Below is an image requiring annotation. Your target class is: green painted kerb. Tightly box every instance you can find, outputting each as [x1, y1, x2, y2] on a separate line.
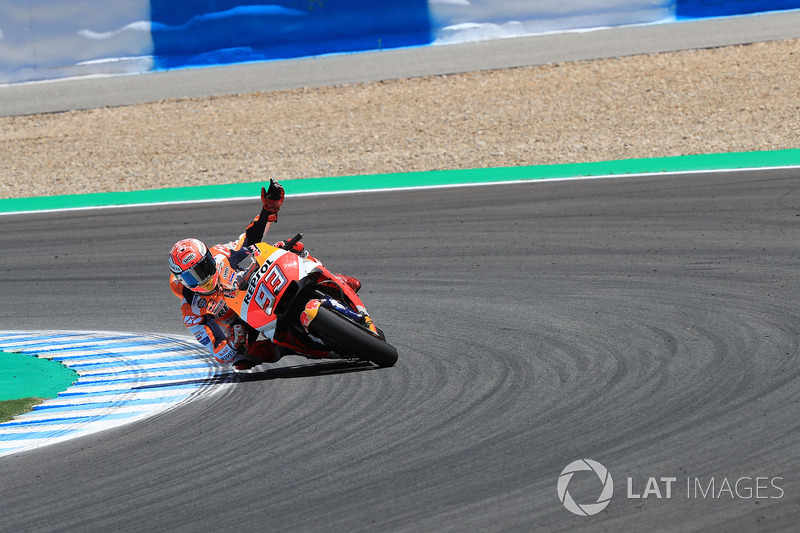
[2, 149, 799, 214]
[0, 352, 79, 401]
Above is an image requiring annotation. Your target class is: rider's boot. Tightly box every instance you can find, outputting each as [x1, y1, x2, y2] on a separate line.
[233, 357, 258, 370]
[249, 340, 283, 364]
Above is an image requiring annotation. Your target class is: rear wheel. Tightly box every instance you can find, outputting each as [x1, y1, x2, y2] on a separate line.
[308, 306, 398, 367]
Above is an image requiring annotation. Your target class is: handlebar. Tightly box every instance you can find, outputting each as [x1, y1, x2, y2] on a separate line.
[282, 233, 303, 250]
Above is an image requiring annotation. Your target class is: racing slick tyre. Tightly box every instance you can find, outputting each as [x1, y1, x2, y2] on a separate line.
[309, 306, 398, 367]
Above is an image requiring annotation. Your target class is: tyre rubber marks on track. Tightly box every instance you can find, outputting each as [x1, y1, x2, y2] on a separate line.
[0, 331, 228, 457]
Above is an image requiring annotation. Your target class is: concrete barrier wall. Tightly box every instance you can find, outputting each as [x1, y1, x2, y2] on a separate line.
[1, 0, 798, 84]
[0, 1, 153, 84]
[430, 0, 673, 44]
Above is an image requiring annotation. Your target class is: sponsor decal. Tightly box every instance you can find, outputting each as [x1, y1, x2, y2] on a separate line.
[193, 294, 226, 315]
[184, 316, 203, 327]
[300, 300, 321, 329]
[216, 344, 238, 364]
[206, 298, 223, 314]
[242, 259, 273, 305]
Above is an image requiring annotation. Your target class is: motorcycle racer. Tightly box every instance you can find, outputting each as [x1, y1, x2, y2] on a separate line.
[168, 179, 361, 370]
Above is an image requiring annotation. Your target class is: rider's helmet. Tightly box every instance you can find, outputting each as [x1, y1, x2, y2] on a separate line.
[168, 238, 219, 294]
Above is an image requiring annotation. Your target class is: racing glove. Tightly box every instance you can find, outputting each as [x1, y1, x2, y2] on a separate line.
[233, 262, 260, 290]
[261, 179, 285, 222]
[273, 240, 307, 258]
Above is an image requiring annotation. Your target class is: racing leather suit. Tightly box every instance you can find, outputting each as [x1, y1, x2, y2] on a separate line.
[170, 207, 278, 366]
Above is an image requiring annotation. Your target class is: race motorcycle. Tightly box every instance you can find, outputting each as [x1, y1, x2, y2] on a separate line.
[223, 234, 398, 368]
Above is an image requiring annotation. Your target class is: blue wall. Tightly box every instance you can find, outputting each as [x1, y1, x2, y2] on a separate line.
[676, 0, 800, 18]
[149, 0, 800, 71]
[150, 0, 433, 70]
[5, 0, 799, 83]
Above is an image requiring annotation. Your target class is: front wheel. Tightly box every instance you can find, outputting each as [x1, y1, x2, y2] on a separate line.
[308, 306, 398, 367]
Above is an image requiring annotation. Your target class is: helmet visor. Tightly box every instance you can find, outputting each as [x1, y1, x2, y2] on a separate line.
[176, 251, 217, 289]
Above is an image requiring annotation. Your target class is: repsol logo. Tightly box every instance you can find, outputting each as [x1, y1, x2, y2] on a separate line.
[242, 260, 272, 305]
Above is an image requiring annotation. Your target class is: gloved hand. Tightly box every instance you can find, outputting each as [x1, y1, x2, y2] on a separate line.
[261, 179, 285, 222]
[234, 262, 259, 290]
[273, 240, 306, 256]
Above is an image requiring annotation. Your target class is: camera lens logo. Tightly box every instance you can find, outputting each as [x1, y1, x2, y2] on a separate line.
[557, 459, 614, 516]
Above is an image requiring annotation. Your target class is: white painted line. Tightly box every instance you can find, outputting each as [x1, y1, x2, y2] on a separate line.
[1, 163, 798, 217]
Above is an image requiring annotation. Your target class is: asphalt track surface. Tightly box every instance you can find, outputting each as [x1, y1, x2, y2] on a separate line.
[2, 13, 800, 533]
[2, 170, 800, 531]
